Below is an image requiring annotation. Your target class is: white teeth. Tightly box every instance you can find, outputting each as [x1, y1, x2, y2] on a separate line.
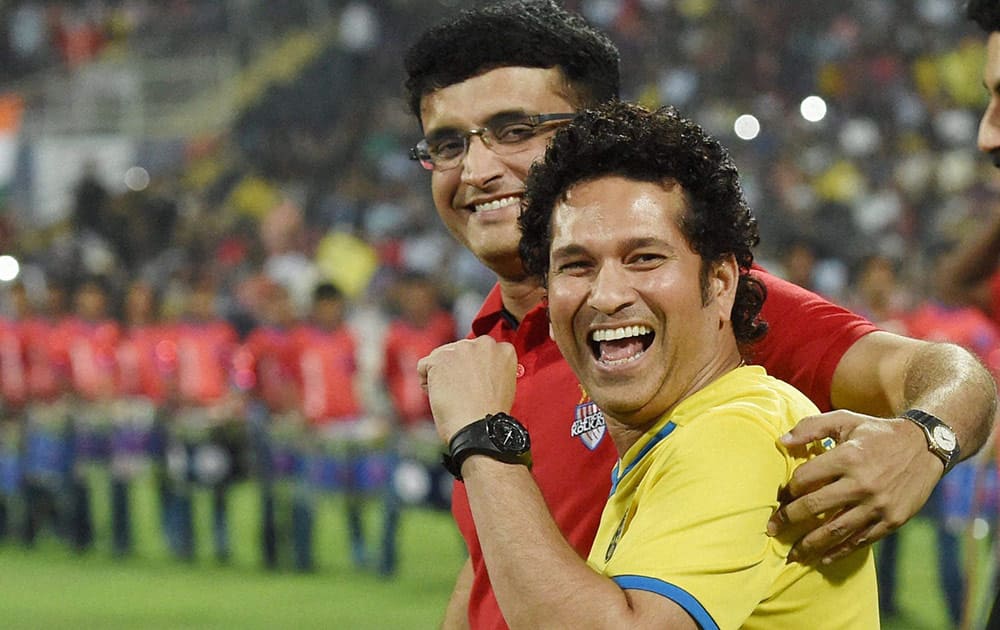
[601, 354, 643, 367]
[591, 325, 653, 343]
[473, 196, 519, 213]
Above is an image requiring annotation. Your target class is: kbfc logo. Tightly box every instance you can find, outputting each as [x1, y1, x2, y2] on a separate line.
[571, 400, 606, 450]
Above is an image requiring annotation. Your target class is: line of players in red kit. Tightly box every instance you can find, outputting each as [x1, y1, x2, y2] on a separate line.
[0, 271, 457, 574]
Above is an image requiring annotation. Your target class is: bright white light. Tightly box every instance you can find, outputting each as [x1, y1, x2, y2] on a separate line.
[800, 96, 828, 122]
[124, 166, 150, 191]
[973, 517, 990, 540]
[0, 255, 19, 282]
[733, 114, 761, 141]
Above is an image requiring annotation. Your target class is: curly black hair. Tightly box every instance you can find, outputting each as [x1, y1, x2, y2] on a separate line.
[519, 101, 767, 344]
[403, 0, 619, 122]
[968, 0, 1000, 32]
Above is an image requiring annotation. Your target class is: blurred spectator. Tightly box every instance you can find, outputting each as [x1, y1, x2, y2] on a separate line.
[379, 270, 457, 575]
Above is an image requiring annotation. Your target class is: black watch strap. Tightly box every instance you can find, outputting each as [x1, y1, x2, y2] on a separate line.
[442, 413, 532, 481]
[902, 409, 960, 474]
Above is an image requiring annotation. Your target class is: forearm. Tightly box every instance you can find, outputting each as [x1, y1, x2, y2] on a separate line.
[441, 558, 472, 630]
[460, 456, 636, 630]
[899, 341, 997, 460]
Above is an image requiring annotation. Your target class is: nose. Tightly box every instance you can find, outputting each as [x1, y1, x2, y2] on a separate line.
[461, 134, 504, 189]
[978, 99, 1000, 154]
[587, 262, 635, 315]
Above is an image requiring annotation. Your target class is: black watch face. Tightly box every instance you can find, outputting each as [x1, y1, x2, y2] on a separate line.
[487, 415, 529, 453]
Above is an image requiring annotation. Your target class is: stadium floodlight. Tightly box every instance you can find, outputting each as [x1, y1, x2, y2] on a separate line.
[0, 255, 19, 281]
[124, 166, 150, 191]
[800, 96, 828, 123]
[734, 114, 761, 141]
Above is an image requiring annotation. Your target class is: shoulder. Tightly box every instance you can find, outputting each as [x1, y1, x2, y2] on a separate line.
[673, 367, 819, 440]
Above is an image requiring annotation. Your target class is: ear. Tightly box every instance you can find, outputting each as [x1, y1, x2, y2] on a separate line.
[710, 255, 739, 324]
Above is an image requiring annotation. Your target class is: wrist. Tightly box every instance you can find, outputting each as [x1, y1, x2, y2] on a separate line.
[442, 413, 532, 481]
[900, 409, 960, 474]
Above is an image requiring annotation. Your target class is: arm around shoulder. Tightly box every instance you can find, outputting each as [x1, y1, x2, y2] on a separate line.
[831, 331, 996, 457]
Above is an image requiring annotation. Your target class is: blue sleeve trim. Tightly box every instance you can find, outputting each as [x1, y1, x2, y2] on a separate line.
[612, 574, 720, 630]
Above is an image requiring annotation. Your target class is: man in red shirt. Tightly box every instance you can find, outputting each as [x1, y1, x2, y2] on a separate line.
[236, 281, 303, 570]
[0, 282, 31, 542]
[61, 276, 120, 552]
[169, 279, 241, 562]
[291, 282, 374, 570]
[113, 279, 174, 556]
[381, 271, 457, 574]
[403, 2, 997, 627]
[20, 279, 72, 546]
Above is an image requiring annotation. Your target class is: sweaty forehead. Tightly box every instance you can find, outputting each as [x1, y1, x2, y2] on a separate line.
[418, 66, 576, 132]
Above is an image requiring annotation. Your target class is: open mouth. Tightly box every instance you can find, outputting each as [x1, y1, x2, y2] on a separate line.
[589, 325, 654, 366]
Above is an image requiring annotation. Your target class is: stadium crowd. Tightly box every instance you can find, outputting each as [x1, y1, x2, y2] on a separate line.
[0, 0, 1000, 625]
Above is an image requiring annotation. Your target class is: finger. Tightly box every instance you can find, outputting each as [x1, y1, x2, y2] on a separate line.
[416, 356, 432, 389]
[820, 521, 894, 565]
[784, 445, 858, 499]
[768, 477, 856, 536]
[779, 412, 864, 449]
[788, 506, 878, 563]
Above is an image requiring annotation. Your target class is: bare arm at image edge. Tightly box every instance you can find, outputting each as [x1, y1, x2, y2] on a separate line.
[936, 206, 1000, 315]
[771, 332, 997, 563]
[441, 558, 472, 630]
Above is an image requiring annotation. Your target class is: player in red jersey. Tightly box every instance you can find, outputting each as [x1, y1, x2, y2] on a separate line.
[403, 3, 996, 627]
[20, 279, 73, 546]
[235, 281, 305, 570]
[381, 271, 458, 575]
[60, 276, 121, 552]
[291, 282, 379, 570]
[0, 282, 31, 541]
[112, 279, 175, 556]
[169, 279, 242, 562]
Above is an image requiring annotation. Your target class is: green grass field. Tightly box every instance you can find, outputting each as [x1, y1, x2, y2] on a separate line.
[0, 473, 995, 629]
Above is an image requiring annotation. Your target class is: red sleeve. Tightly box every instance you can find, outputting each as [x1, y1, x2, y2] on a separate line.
[382, 324, 401, 383]
[748, 266, 879, 412]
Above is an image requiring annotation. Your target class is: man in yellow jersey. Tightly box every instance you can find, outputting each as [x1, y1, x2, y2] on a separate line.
[419, 101, 878, 628]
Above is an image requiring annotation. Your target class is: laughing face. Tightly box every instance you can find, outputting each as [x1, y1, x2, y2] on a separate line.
[418, 66, 577, 280]
[546, 176, 740, 435]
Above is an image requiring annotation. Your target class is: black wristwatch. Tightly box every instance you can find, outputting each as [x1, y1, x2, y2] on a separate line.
[902, 409, 960, 474]
[442, 413, 532, 481]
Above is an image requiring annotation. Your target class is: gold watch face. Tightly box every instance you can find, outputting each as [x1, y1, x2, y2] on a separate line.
[932, 425, 957, 452]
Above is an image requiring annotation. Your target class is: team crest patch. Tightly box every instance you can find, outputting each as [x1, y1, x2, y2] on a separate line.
[571, 400, 606, 450]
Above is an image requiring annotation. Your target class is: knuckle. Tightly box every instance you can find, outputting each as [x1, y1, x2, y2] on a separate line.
[839, 444, 864, 468]
[827, 522, 852, 540]
[801, 494, 825, 516]
[854, 477, 880, 498]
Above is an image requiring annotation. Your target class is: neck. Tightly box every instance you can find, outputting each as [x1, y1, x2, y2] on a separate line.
[496, 275, 546, 323]
[606, 348, 745, 457]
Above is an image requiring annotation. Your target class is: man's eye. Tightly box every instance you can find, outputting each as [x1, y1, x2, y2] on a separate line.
[430, 137, 466, 158]
[556, 260, 591, 274]
[630, 253, 664, 266]
[493, 122, 537, 144]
